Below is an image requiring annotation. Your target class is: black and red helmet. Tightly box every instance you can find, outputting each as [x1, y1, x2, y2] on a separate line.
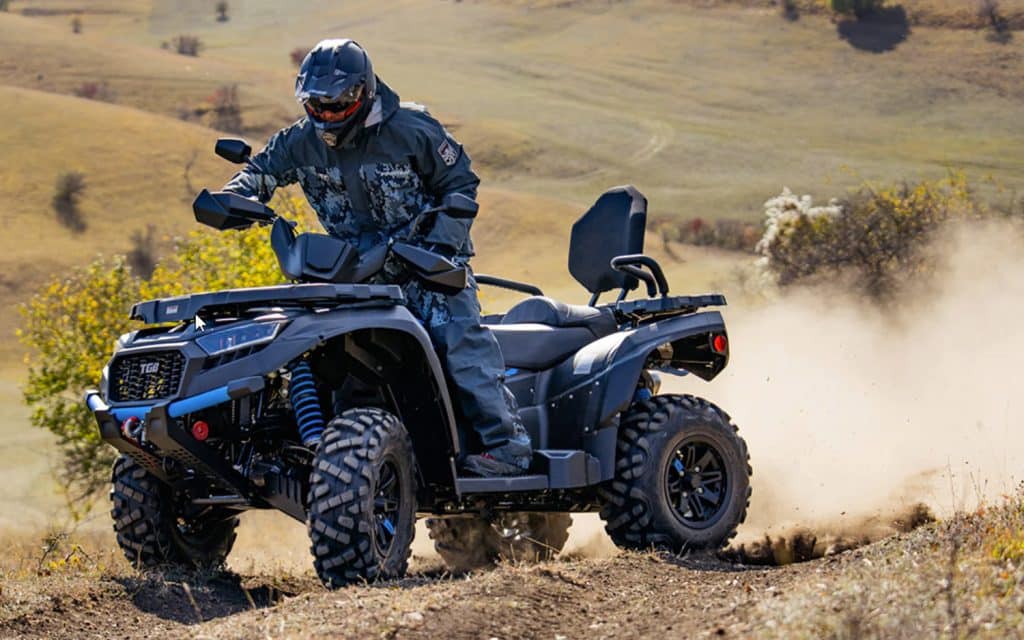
[295, 39, 377, 147]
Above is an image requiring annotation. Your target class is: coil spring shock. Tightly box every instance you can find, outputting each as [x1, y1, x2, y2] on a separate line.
[289, 360, 324, 447]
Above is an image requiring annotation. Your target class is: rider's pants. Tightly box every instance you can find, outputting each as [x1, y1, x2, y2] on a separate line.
[402, 273, 530, 456]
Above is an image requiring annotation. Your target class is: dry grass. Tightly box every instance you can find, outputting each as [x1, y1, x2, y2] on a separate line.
[6, 0, 1023, 222]
[752, 494, 1024, 638]
[0, 11, 294, 134]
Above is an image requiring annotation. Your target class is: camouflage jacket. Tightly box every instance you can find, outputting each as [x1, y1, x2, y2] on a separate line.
[224, 80, 479, 257]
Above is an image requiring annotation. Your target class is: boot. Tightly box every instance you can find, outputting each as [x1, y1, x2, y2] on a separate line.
[461, 423, 532, 477]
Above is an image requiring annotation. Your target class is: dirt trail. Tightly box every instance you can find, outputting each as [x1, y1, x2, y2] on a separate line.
[1, 552, 807, 640]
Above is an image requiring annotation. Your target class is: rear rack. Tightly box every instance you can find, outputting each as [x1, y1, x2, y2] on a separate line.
[131, 283, 404, 325]
[610, 294, 727, 323]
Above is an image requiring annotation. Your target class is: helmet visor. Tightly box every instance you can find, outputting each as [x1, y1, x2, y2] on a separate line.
[303, 84, 364, 123]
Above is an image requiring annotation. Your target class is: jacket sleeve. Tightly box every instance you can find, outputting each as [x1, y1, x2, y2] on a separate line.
[223, 128, 300, 203]
[413, 115, 481, 253]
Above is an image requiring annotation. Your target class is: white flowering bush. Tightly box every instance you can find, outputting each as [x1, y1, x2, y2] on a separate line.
[756, 187, 842, 274]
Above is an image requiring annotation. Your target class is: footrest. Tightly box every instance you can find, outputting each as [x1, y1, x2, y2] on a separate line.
[453, 450, 602, 494]
[533, 449, 602, 489]
[456, 475, 548, 494]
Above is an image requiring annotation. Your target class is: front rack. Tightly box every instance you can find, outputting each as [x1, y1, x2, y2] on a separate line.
[130, 283, 404, 325]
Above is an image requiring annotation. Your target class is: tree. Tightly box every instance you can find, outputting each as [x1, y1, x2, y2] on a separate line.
[53, 171, 87, 233]
[827, 0, 883, 18]
[20, 193, 317, 498]
[170, 35, 203, 56]
[127, 225, 159, 280]
[207, 84, 243, 133]
[216, 1, 230, 22]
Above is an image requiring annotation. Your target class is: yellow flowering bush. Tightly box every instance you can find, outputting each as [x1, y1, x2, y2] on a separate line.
[19, 192, 316, 496]
[757, 174, 986, 300]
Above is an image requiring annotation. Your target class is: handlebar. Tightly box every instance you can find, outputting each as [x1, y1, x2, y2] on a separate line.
[193, 189, 277, 230]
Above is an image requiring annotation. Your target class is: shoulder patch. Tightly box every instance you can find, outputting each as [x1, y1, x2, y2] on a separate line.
[399, 101, 430, 114]
[437, 138, 459, 167]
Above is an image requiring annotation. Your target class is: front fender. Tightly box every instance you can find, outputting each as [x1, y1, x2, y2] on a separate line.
[176, 304, 460, 451]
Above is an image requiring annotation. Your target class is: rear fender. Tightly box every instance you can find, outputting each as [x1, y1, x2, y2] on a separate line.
[543, 311, 727, 449]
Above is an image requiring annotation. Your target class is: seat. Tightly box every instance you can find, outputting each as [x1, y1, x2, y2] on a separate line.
[489, 324, 597, 371]
[500, 296, 617, 339]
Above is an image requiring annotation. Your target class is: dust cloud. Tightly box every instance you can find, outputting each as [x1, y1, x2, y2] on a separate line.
[681, 222, 1024, 539]
[233, 223, 1024, 566]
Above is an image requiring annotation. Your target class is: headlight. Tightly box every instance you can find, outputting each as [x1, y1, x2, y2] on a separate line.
[195, 322, 283, 356]
[114, 331, 136, 352]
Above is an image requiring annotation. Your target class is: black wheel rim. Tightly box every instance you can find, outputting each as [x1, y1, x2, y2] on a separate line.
[373, 457, 401, 556]
[665, 437, 729, 529]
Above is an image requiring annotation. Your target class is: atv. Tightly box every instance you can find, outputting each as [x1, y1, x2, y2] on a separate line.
[86, 138, 751, 586]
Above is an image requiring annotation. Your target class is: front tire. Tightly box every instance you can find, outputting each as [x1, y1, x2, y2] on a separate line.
[426, 512, 572, 572]
[307, 408, 417, 588]
[599, 394, 751, 551]
[110, 455, 238, 569]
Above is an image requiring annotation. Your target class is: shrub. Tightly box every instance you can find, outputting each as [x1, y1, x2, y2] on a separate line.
[207, 84, 243, 133]
[654, 216, 761, 254]
[19, 193, 316, 496]
[826, 0, 883, 17]
[216, 1, 229, 22]
[756, 174, 984, 299]
[290, 47, 308, 67]
[53, 171, 87, 233]
[70, 15, 82, 33]
[170, 34, 203, 57]
[978, 0, 1012, 43]
[127, 225, 158, 280]
[781, 0, 800, 21]
[0, 0, 9, 11]
[73, 81, 116, 103]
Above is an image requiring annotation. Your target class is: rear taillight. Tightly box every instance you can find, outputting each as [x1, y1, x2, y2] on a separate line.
[711, 334, 728, 354]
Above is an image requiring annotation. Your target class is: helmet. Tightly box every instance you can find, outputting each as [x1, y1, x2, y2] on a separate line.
[295, 39, 378, 147]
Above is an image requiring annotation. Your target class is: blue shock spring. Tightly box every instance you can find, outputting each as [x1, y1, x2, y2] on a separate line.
[289, 360, 325, 447]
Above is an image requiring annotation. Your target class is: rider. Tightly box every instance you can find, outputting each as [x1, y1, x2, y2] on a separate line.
[223, 39, 532, 477]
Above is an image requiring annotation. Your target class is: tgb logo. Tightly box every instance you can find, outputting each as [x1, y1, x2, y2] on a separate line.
[139, 362, 161, 375]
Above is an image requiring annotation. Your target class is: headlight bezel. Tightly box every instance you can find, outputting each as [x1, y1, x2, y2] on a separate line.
[194, 321, 284, 357]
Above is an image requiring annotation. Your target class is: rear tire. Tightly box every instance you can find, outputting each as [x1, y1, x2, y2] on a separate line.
[426, 512, 572, 572]
[307, 408, 417, 588]
[110, 454, 238, 569]
[599, 394, 751, 551]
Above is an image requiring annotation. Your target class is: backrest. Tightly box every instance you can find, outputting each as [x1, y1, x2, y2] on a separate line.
[568, 185, 647, 295]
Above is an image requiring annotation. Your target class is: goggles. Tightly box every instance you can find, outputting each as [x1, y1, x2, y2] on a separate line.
[303, 84, 365, 123]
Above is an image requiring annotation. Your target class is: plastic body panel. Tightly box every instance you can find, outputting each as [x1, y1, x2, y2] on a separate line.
[506, 311, 727, 455]
[94, 304, 463, 502]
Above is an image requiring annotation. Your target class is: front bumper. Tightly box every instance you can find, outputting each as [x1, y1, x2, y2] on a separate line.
[85, 376, 265, 491]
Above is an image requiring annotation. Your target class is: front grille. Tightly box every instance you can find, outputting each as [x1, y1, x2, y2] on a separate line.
[109, 350, 185, 402]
